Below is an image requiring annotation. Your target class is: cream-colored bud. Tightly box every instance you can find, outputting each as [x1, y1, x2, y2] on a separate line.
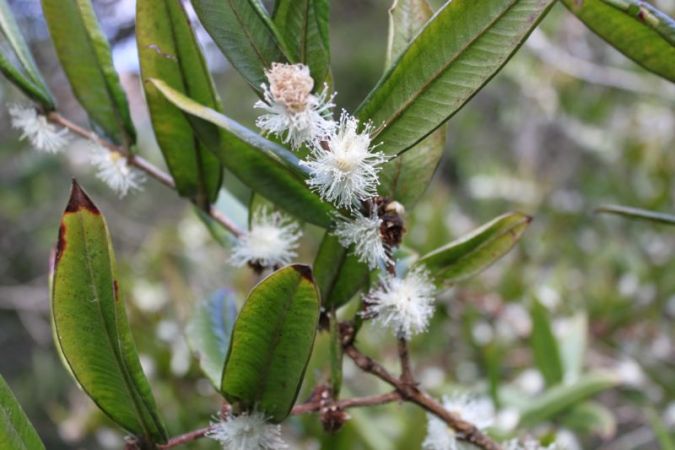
[266, 63, 314, 112]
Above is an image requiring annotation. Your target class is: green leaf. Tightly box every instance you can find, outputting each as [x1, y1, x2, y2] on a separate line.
[314, 233, 370, 309]
[273, 0, 331, 86]
[530, 299, 564, 387]
[221, 265, 320, 422]
[561, 0, 675, 82]
[356, 0, 555, 156]
[51, 181, 167, 444]
[415, 212, 531, 284]
[186, 289, 238, 390]
[137, 0, 222, 205]
[558, 313, 587, 383]
[596, 204, 675, 226]
[561, 401, 616, 438]
[0, 374, 45, 450]
[41, 0, 135, 146]
[0, 0, 54, 107]
[150, 78, 335, 228]
[192, 0, 290, 90]
[379, 0, 445, 207]
[518, 372, 619, 426]
[647, 408, 675, 450]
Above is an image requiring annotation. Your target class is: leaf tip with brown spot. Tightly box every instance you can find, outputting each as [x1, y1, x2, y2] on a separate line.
[292, 264, 314, 282]
[66, 179, 99, 214]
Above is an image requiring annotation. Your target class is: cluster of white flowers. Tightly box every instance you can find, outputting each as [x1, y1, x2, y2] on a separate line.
[365, 267, 436, 339]
[207, 411, 287, 450]
[9, 104, 145, 197]
[255, 62, 391, 268]
[422, 394, 495, 450]
[9, 104, 68, 153]
[230, 207, 302, 269]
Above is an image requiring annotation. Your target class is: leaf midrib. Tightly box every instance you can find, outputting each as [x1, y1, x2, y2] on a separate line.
[363, 0, 519, 141]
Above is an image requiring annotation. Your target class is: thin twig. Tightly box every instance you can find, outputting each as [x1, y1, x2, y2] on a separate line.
[343, 343, 501, 450]
[47, 112, 243, 237]
[157, 426, 212, 449]
[291, 391, 401, 415]
[397, 337, 414, 385]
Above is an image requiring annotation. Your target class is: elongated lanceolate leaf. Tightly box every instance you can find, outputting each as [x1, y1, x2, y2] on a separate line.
[273, 0, 331, 86]
[379, 0, 445, 207]
[137, 0, 222, 206]
[562, 0, 675, 82]
[415, 212, 531, 284]
[357, 0, 555, 156]
[596, 204, 675, 226]
[530, 299, 564, 387]
[221, 265, 320, 422]
[186, 290, 238, 389]
[192, 0, 290, 90]
[0, 0, 54, 107]
[519, 372, 619, 426]
[41, 0, 135, 146]
[0, 374, 45, 450]
[51, 181, 166, 444]
[150, 79, 334, 228]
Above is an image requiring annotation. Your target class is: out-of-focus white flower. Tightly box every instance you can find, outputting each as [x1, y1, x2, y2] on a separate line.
[333, 210, 388, 270]
[9, 104, 68, 153]
[367, 267, 436, 339]
[230, 208, 302, 269]
[255, 62, 335, 149]
[207, 411, 287, 450]
[422, 394, 495, 450]
[90, 146, 144, 197]
[302, 112, 387, 209]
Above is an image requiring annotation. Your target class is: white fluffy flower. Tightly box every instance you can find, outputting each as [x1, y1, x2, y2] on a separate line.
[207, 411, 287, 450]
[366, 267, 436, 339]
[302, 112, 387, 209]
[333, 210, 388, 270]
[90, 146, 144, 197]
[9, 104, 68, 153]
[422, 394, 495, 450]
[231, 208, 302, 269]
[255, 62, 335, 149]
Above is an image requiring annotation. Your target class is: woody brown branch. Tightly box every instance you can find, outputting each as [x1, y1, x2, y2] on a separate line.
[46, 112, 243, 237]
[342, 340, 501, 450]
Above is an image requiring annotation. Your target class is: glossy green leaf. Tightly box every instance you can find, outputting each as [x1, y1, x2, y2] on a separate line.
[596, 204, 675, 226]
[0, 0, 54, 107]
[0, 374, 45, 450]
[530, 299, 564, 387]
[379, 0, 445, 207]
[137, 0, 222, 205]
[51, 181, 167, 444]
[186, 289, 238, 389]
[221, 265, 320, 422]
[356, 0, 555, 156]
[518, 372, 619, 426]
[562, 0, 675, 82]
[150, 78, 334, 227]
[273, 0, 331, 86]
[314, 233, 370, 309]
[192, 0, 290, 90]
[415, 212, 531, 284]
[41, 0, 135, 146]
